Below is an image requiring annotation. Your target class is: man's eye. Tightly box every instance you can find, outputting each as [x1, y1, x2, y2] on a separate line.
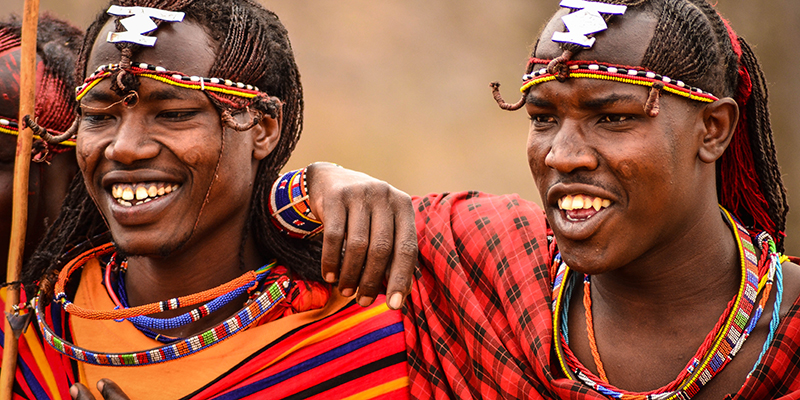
[598, 115, 634, 123]
[530, 115, 556, 124]
[82, 114, 113, 124]
[159, 111, 198, 120]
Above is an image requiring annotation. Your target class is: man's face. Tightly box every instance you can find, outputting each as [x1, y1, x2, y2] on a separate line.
[527, 9, 712, 273]
[77, 19, 262, 258]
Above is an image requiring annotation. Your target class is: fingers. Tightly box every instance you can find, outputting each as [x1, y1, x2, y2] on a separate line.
[70, 383, 96, 400]
[97, 379, 131, 400]
[337, 200, 371, 297]
[356, 203, 396, 305]
[320, 200, 346, 284]
[384, 196, 417, 310]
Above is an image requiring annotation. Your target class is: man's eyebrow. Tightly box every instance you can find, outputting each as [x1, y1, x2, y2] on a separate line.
[525, 93, 555, 108]
[79, 90, 119, 104]
[580, 94, 641, 109]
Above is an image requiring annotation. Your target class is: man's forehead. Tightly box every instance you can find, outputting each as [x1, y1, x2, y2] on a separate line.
[86, 18, 217, 78]
[535, 8, 657, 67]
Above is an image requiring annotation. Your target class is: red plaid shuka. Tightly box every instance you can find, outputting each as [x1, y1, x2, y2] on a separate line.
[404, 191, 800, 399]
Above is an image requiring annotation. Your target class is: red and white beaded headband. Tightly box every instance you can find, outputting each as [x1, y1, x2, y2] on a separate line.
[76, 62, 263, 103]
[520, 58, 719, 103]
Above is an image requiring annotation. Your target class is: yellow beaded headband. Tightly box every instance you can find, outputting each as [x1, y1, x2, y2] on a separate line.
[76, 62, 263, 103]
[520, 58, 719, 103]
[0, 117, 76, 146]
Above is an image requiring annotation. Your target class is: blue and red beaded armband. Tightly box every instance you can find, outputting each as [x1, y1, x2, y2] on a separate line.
[269, 168, 323, 239]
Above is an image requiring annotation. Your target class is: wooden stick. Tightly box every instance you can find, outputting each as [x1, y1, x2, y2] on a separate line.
[0, 0, 39, 398]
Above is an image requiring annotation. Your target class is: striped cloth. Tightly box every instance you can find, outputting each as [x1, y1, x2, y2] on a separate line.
[406, 191, 800, 399]
[0, 275, 409, 399]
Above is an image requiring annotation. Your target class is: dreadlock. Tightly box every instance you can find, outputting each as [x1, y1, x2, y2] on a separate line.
[493, 0, 788, 252]
[24, 0, 323, 300]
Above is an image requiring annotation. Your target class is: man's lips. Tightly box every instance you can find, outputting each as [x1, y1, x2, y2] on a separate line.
[111, 182, 181, 207]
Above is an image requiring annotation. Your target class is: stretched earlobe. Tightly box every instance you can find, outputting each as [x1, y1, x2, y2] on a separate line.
[698, 97, 738, 163]
[252, 106, 282, 161]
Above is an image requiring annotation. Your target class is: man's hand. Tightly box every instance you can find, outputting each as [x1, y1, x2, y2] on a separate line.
[306, 163, 417, 310]
[70, 380, 130, 400]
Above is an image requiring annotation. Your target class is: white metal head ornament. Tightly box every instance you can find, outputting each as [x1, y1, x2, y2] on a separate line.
[551, 0, 627, 48]
[106, 5, 185, 47]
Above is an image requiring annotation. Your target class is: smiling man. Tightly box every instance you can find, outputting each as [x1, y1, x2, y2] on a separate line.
[290, 0, 800, 398]
[5, 1, 416, 399]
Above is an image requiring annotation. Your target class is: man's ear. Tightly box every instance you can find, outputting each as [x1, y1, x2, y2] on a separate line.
[698, 97, 738, 163]
[252, 106, 282, 161]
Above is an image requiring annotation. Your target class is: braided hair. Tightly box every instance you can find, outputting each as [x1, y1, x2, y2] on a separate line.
[24, 0, 323, 299]
[0, 14, 82, 156]
[493, 0, 788, 252]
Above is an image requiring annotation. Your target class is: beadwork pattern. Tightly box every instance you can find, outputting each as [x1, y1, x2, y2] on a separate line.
[54, 243, 272, 321]
[36, 270, 291, 366]
[110, 261, 276, 331]
[269, 168, 323, 239]
[521, 58, 719, 103]
[551, 207, 779, 399]
[0, 117, 76, 146]
[76, 62, 262, 102]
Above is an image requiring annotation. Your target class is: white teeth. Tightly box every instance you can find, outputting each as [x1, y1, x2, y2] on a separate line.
[111, 182, 181, 207]
[558, 194, 612, 212]
[561, 195, 573, 210]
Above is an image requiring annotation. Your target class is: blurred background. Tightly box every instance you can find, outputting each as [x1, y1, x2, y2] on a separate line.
[2, 0, 799, 253]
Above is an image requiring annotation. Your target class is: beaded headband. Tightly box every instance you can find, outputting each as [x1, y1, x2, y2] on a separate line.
[520, 58, 719, 103]
[0, 117, 76, 147]
[76, 62, 262, 102]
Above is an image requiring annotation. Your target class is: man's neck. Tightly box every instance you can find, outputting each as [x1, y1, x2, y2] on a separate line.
[120, 231, 267, 337]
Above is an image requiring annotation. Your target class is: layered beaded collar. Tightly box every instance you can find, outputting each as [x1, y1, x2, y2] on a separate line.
[550, 207, 784, 399]
[35, 242, 307, 366]
[76, 62, 263, 103]
[521, 58, 719, 103]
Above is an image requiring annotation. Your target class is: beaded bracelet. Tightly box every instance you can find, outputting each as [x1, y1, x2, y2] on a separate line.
[269, 167, 323, 239]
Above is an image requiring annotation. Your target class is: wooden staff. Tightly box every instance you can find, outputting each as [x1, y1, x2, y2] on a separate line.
[1, 0, 40, 398]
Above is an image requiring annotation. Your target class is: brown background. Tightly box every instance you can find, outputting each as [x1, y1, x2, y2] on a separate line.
[2, 0, 799, 254]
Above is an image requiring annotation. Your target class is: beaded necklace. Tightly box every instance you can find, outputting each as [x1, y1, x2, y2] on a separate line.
[551, 208, 782, 399]
[105, 255, 275, 332]
[54, 243, 270, 321]
[36, 243, 292, 366]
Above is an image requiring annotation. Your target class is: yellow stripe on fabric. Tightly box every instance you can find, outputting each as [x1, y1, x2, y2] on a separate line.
[253, 303, 392, 375]
[22, 324, 64, 400]
[340, 377, 409, 400]
[519, 72, 716, 103]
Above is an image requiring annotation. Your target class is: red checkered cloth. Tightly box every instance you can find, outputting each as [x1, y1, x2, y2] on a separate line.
[404, 191, 800, 399]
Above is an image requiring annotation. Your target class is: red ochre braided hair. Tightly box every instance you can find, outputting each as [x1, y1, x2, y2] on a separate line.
[0, 14, 82, 159]
[492, 0, 788, 252]
[24, 0, 324, 299]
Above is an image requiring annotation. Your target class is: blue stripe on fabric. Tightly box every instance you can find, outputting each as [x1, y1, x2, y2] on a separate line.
[0, 327, 53, 400]
[214, 322, 404, 400]
[17, 353, 53, 400]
